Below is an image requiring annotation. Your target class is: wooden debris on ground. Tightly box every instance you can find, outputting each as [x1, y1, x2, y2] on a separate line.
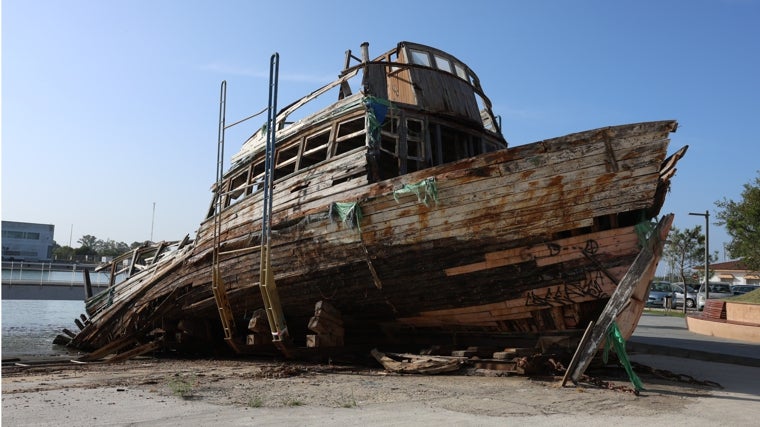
[371, 349, 464, 374]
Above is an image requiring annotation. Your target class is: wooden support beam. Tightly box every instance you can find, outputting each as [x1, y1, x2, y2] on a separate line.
[248, 309, 270, 333]
[569, 214, 673, 383]
[306, 300, 345, 348]
[83, 268, 93, 299]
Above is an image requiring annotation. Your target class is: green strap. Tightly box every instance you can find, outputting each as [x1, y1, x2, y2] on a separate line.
[603, 321, 644, 391]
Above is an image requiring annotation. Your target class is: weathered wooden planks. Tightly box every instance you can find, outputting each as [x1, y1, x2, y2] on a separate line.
[65, 41, 682, 360]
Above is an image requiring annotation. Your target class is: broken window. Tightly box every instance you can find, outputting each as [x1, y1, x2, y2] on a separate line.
[226, 169, 249, 207]
[274, 141, 300, 180]
[249, 161, 265, 194]
[429, 123, 492, 166]
[405, 118, 426, 173]
[300, 130, 330, 169]
[334, 116, 366, 156]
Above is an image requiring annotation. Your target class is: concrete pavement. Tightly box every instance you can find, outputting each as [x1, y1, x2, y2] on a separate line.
[628, 312, 760, 367]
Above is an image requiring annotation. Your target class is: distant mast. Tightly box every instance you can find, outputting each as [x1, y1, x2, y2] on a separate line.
[150, 202, 156, 242]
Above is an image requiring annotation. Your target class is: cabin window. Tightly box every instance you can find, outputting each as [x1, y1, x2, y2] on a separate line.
[434, 55, 453, 73]
[388, 51, 401, 73]
[274, 142, 299, 180]
[300, 130, 330, 169]
[380, 117, 399, 152]
[405, 118, 426, 173]
[249, 161, 265, 194]
[226, 170, 248, 207]
[334, 116, 366, 156]
[409, 49, 431, 67]
[429, 124, 488, 165]
[454, 63, 467, 80]
[376, 117, 400, 179]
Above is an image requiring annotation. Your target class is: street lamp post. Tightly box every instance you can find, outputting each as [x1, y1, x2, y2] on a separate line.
[689, 210, 710, 308]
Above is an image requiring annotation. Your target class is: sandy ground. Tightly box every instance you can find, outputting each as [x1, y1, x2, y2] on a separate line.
[2, 353, 759, 426]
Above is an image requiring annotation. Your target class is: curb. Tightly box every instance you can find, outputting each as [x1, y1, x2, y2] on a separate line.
[626, 341, 760, 368]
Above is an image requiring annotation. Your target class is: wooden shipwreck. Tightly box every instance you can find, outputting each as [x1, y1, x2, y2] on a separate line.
[61, 41, 687, 366]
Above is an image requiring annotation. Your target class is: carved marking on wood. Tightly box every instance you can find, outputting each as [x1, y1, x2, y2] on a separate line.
[525, 270, 608, 307]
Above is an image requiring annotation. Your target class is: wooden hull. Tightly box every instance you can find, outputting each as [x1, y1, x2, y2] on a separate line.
[64, 42, 686, 359]
[68, 120, 683, 356]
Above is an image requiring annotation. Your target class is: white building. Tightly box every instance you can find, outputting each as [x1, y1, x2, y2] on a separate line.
[697, 260, 760, 286]
[1, 221, 55, 261]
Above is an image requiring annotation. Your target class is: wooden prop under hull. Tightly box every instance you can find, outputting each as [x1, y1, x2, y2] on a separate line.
[568, 213, 674, 383]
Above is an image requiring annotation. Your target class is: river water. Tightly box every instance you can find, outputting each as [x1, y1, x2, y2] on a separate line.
[1, 299, 86, 359]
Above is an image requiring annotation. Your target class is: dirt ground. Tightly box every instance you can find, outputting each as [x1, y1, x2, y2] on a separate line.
[6, 353, 756, 426]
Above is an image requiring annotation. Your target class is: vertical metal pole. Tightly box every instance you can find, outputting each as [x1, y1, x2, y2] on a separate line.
[262, 54, 279, 246]
[150, 202, 156, 242]
[214, 81, 227, 262]
[259, 52, 291, 351]
[689, 210, 710, 307]
[705, 210, 710, 301]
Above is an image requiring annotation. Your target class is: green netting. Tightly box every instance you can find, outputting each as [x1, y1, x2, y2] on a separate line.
[603, 321, 645, 391]
[634, 220, 656, 247]
[365, 96, 395, 144]
[330, 201, 362, 231]
[393, 177, 439, 207]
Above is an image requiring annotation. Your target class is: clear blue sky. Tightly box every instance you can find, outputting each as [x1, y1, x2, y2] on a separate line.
[3, 1, 759, 264]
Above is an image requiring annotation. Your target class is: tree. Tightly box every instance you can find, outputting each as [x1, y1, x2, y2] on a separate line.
[52, 242, 75, 261]
[663, 225, 720, 312]
[74, 244, 98, 259]
[715, 171, 760, 271]
[72, 234, 134, 260]
[98, 239, 130, 257]
[78, 235, 98, 250]
[663, 225, 707, 284]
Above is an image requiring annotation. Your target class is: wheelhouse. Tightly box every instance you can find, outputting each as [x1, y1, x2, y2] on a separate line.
[207, 42, 507, 219]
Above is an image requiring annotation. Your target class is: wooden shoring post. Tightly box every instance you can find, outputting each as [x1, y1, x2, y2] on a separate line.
[306, 300, 345, 348]
[569, 214, 673, 383]
[83, 268, 93, 299]
[562, 320, 595, 387]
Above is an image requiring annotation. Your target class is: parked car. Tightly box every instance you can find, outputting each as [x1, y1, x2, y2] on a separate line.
[697, 282, 733, 310]
[731, 284, 760, 296]
[670, 282, 698, 309]
[646, 281, 673, 307]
